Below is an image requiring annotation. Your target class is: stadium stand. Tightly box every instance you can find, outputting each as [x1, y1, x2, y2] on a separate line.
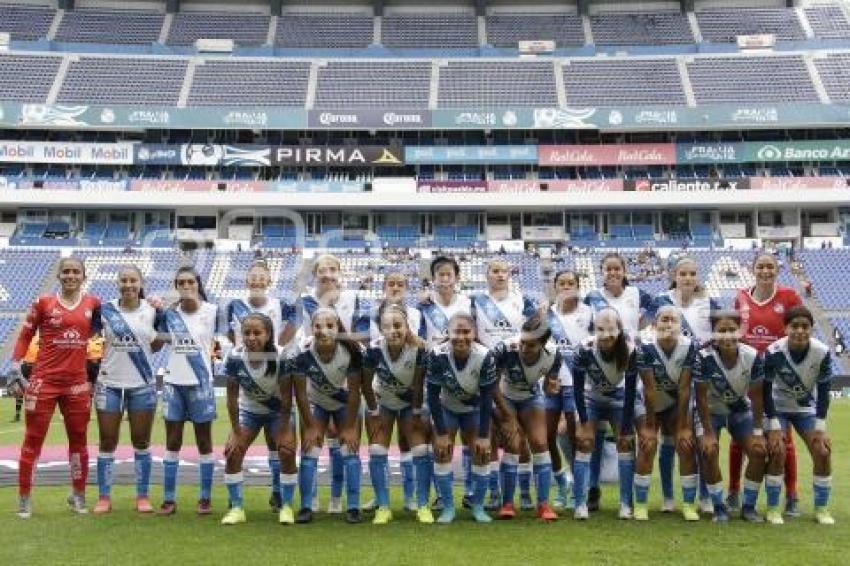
[166, 11, 270, 46]
[57, 56, 188, 105]
[696, 8, 806, 42]
[687, 55, 819, 104]
[276, 13, 374, 48]
[438, 61, 558, 107]
[805, 4, 850, 39]
[0, 3, 54, 40]
[485, 12, 585, 47]
[814, 53, 850, 103]
[314, 60, 432, 108]
[562, 58, 687, 106]
[0, 54, 62, 102]
[54, 9, 164, 45]
[0, 249, 58, 310]
[187, 60, 311, 107]
[589, 12, 694, 45]
[381, 13, 478, 49]
[801, 249, 850, 309]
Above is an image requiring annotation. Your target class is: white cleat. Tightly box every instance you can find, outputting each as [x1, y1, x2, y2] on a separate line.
[327, 497, 343, 514]
[67, 493, 88, 515]
[17, 496, 32, 519]
[573, 504, 589, 520]
[618, 503, 633, 520]
[661, 499, 676, 513]
[698, 498, 714, 515]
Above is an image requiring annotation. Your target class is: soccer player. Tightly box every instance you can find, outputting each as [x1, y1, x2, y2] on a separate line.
[494, 313, 560, 522]
[225, 260, 296, 511]
[93, 265, 164, 514]
[546, 269, 593, 509]
[763, 306, 835, 525]
[694, 311, 767, 523]
[7, 257, 101, 518]
[634, 305, 698, 521]
[427, 312, 498, 524]
[730, 252, 802, 515]
[221, 313, 294, 525]
[362, 302, 429, 524]
[157, 266, 221, 516]
[652, 255, 718, 346]
[571, 307, 639, 520]
[292, 308, 364, 524]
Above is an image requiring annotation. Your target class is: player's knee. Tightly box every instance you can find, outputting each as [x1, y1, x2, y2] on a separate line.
[576, 437, 593, 453]
[748, 442, 766, 460]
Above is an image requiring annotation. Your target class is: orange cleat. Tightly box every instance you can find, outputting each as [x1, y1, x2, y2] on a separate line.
[498, 502, 516, 519]
[537, 502, 558, 522]
[136, 496, 153, 513]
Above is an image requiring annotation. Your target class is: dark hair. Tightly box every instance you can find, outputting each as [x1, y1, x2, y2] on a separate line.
[595, 308, 630, 372]
[58, 256, 86, 277]
[600, 252, 629, 287]
[709, 309, 742, 330]
[752, 252, 779, 269]
[521, 312, 552, 345]
[430, 256, 460, 278]
[174, 266, 208, 302]
[117, 264, 146, 300]
[241, 312, 278, 377]
[377, 301, 423, 348]
[248, 260, 271, 276]
[310, 309, 363, 367]
[553, 269, 580, 286]
[784, 305, 814, 327]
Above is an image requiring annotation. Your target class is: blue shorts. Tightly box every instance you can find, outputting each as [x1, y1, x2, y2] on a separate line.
[545, 386, 576, 413]
[95, 383, 156, 414]
[778, 412, 816, 436]
[587, 398, 626, 428]
[311, 404, 352, 426]
[380, 404, 413, 420]
[696, 411, 753, 443]
[162, 383, 216, 424]
[440, 405, 480, 434]
[504, 394, 544, 413]
[239, 409, 289, 435]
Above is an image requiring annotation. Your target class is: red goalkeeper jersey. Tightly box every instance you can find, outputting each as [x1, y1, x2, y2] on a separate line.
[734, 285, 802, 354]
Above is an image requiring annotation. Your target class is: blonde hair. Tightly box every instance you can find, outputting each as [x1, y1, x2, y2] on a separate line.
[312, 254, 341, 275]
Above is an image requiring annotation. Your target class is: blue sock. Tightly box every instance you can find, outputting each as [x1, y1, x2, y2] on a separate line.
[435, 465, 454, 510]
[519, 463, 532, 499]
[279, 473, 297, 506]
[97, 452, 114, 498]
[472, 466, 489, 506]
[462, 446, 473, 496]
[413, 446, 432, 508]
[400, 452, 414, 503]
[659, 438, 675, 500]
[682, 474, 698, 504]
[329, 442, 344, 499]
[163, 451, 179, 502]
[708, 482, 725, 508]
[590, 433, 604, 489]
[429, 451, 441, 496]
[489, 463, 500, 496]
[618, 453, 635, 507]
[269, 454, 281, 499]
[299, 451, 319, 511]
[368, 445, 390, 508]
[500, 454, 519, 505]
[533, 452, 552, 504]
[814, 476, 832, 508]
[199, 454, 215, 501]
[225, 473, 244, 508]
[343, 449, 361, 511]
[135, 449, 152, 498]
[765, 475, 783, 508]
[573, 452, 591, 507]
[554, 468, 568, 491]
[742, 479, 760, 509]
[634, 473, 651, 505]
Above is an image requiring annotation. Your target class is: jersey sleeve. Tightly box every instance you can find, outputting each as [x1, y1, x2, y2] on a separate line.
[89, 298, 103, 335]
[224, 300, 236, 332]
[635, 344, 652, 372]
[692, 351, 707, 383]
[479, 351, 498, 388]
[223, 353, 239, 381]
[363, 347, 379, 371]
[548, 349, 563, 377]
[638, 289, 653, 312]
[684, 342, 697, 369]
[750, 352, 765, 384]
[280, 299, 297, 325]
[817, 353, 833, 385]
[644, 296, 660, 321]
[415, 347, 427, 369]
[155, 310, 170, 333]
[425, 351, 443, 385]
[522, 295, 538, 317]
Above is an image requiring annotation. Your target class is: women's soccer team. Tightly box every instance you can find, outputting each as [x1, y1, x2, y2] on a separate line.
[5, 251, 836, 526]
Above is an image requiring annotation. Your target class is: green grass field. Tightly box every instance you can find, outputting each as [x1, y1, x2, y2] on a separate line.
[0, 398, 848, 566]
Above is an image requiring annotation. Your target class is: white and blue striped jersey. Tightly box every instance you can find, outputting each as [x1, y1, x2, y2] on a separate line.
[547, 303, 593, 387]
[417, 292, 472, 344]
[225, 296, 294, 348]
[694, 344, 763, 416]
[369, 304, 422, 344]
[584, 286, 652, 339]
[426, 342, 498, 413]
[636, 337, 697, 413]
[295, 289, 371, 346]
[764, 337, 831, 415]
[294, 342, 358, 412]
[364, 338, 426, 411]
[649, 291, 718, 347]
[493, 336, 562, 402]
[157, 302, 220, 386]
[470, 290, 537, 348]
[224, 345, 284, 415]
[98, 299, 161, 389]
[574, 337, 637, 406]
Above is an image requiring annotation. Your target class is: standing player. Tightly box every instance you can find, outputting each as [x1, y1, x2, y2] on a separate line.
[694, 311, 767, 522]
[293, 308, 364, 524]
[571, 308, 639, 520]
[93, 265, 163, 514]
[652, 255, 718, 346]
[763, 306, 835, 525]
[157, 266, 221, 516]
[730, 252, 802, 515]
[428, 313, 498, 524]
[7, 257, 101, 518]
[546, 269, 593, 509]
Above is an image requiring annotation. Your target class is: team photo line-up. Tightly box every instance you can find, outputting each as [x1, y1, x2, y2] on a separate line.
[4, 251, 835, 527]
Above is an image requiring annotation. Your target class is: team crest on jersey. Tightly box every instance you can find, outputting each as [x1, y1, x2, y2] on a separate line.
[85, 309, 92, 319]
[773, 304, 784, 314]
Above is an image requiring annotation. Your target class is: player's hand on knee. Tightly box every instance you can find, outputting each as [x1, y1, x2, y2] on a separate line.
[473, 437, 491, 463]
[434, 434, 451, 460]
[617, 433, 635, 453]
[700, 433, 718, 458]
[676, 427, 694, 454]
[812, 431, 831, 457]
[767, 430, 784, 457]
[638, 424, 657, 454]
[340, 427, 359, 453]
[748, 435, 766, 459]
[575, 422, 594, 452]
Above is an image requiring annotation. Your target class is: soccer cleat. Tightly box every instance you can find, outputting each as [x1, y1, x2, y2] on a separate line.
[93, 496, 112, 515]
[815, 507, 835, 526]
[498, 502, 516, 520]
[67, 493, 88, 515]
[403, 498, 417, 512]
[417, 506, 435, 524]
[681, 504, 700, 522]
[327, 497, 343, 514]
[618, 503, 633, 520]
[295, 508, 313, 524]
[485, 492, 501, 511]
[361, 498, 377, 513]
[269, 492, 282, 513]
[633, 503, 649, 521]
[461, 494, 473, 509]
[661, 498, 676, 513]
[436, 506, 456, 524]
[573, 504, 589, 520]
[698, 498, 714, 515]
[158, 501, 176, 516]
[373, 507, 393, 525]
[520, 494, 535, 512]
[430, 497, 444, 512]
[311, 497, 320, 513]
[135, 496, 153, 514]
[784, 496, 801, 518]
[345, 509, 362, 524]
[221, 507, 246, 525]
[588, 487, 601, 512]
[741, 506, 763, 523]
[471, 504, 493, 523]
[17, 496, 32, 519]
[537, 503, 558, 522]
[765, 507, 784, 525]
[725, 491, 741, 511]
[712, 503, 730, 523]
[197, 499, 212, 515]
[278, 505, 295, 525]
[553, 490, 568, 510]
